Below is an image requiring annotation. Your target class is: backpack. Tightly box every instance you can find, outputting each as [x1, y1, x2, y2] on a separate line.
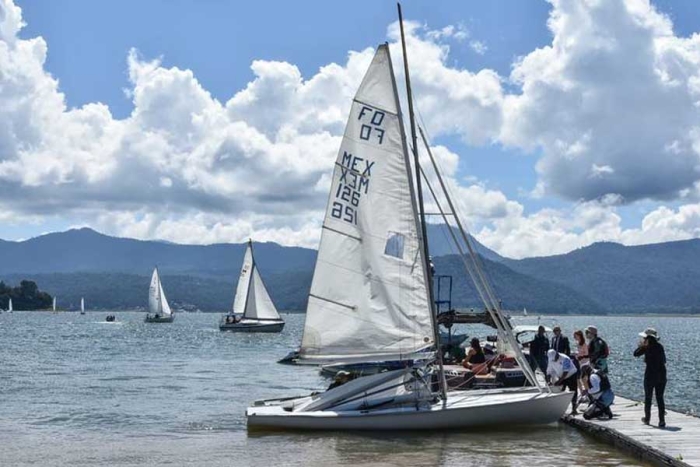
[593, 337, 610, 358]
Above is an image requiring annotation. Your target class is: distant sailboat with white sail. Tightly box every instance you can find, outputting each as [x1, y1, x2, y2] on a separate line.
[246, 5, 570, 431]
[80, 297, 86, 315]
[145, 267, 175, 323]
[8, 298, 11, 313]
[52, 297, 57, 313]
[220, 240, 284, 332]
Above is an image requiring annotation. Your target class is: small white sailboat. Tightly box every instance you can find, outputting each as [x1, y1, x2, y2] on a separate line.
[145, 267, 175, 323]
[523, 307, 528, 317]
[246, 6, 570, 431]
[52, 296, 57, 313]
[80, 297, 86, 315]
[8, 298, 12, 313]
[220, 240, 284, 332]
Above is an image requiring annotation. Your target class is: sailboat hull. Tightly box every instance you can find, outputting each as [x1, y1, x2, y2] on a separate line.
[247, 389, 571, 431]
[219, 319, 284, 333]
[144, 315, 175, 323]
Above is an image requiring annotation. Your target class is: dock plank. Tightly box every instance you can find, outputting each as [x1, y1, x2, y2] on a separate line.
[563, 396, 700, 467]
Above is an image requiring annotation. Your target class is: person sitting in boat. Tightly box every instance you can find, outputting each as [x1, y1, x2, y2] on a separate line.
[154, 313, 160, 319]
[546, 349, 579, 415]
[328, 371, 354, 390]
[462, 338, 489, 375]
[579, 364, 614, 420]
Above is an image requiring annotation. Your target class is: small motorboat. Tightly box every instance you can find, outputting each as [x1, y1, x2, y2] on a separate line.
[105, 315, 116, 322]
[219, 240, 284, 333]
[145, 267, 175, 323]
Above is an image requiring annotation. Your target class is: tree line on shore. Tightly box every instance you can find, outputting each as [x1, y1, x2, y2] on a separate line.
[0, 280, 52, 310]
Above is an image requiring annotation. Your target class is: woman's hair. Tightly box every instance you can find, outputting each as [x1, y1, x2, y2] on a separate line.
[580, 364, 593, 376]
[573, 330, 585, 346]
[470, 337, 481, 351]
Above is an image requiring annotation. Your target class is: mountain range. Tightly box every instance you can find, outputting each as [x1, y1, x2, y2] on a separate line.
[1, 227, 699, 314]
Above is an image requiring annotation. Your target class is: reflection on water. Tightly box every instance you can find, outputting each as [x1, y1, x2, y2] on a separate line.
[0, 312, 684, 466]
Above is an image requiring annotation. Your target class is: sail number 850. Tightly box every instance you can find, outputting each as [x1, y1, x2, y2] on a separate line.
[331, 201, 357, 225]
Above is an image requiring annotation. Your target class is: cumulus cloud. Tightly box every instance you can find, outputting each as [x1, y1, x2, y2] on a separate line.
[5, 0, 700, 257]
[501, 0, 700, 203]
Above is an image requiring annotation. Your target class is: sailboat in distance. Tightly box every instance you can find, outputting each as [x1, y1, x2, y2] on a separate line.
[80, 297, 86, 315]
[52, 297, 57, 313]
[220, 240, 284, 332]
[145, 267, 175, 323]
[246, 5, 570, 431]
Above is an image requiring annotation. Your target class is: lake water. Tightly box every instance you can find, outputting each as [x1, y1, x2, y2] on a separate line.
[1, 312, 696, 466]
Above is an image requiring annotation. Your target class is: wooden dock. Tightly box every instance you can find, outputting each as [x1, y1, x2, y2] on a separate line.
[562, 396, 700, 467]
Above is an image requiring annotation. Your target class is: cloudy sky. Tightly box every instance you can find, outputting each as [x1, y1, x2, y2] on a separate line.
[3, 0, 700, 258]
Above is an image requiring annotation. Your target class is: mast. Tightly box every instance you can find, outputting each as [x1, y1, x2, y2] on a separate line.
[156, 267, 163, 315]
[241, 239, 255, 318]
[397, 3, 447, 402]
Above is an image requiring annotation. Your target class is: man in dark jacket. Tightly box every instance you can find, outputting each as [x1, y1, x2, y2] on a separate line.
[529, 326, 550, 373]
[634, 328, 667, 428]
[551, 326, 571, 356]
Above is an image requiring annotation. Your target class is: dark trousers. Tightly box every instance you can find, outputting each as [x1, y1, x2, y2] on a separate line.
[561, 374, 578, 408]
[644, 376, 666, 422]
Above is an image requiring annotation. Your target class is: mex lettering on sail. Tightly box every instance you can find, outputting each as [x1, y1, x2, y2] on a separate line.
[330, 104, 383, 225]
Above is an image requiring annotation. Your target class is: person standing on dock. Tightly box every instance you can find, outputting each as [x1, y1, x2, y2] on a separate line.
[529, 326, 550, 373]
[551, 326, 571, 356]
[586, 325, 609, 374]
[546, 349, 579, 415]
[634, 328, 667, 428]
[573, 329, 590, 393]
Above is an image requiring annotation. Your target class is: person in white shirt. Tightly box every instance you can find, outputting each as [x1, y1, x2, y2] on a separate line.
[547, 349, 578, 415]
[579, 364, 615, 420]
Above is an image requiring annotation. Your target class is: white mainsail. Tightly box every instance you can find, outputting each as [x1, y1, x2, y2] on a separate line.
[52, 297, 56, 312]
[233, 241, 281, 321]
[232, 243, 253, 316]
[8, 298, 12, 312]
[299, 45, 433, 364]
[81, 297, 85, 313]
[149, 268, 173, 316]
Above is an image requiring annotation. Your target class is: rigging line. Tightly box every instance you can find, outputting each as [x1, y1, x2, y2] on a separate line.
[414, 112, 502, 311]
[417, 127, 542, 390]
[417, 160, 491, 313]
[413, 115, 501, 309]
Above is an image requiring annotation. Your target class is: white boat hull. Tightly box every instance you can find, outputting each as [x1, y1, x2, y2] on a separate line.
[247, 388, 571, 431]
[220, 319, 284, 333]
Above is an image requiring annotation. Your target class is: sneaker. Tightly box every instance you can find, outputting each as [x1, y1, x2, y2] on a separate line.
[641, 417, 650, 425]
